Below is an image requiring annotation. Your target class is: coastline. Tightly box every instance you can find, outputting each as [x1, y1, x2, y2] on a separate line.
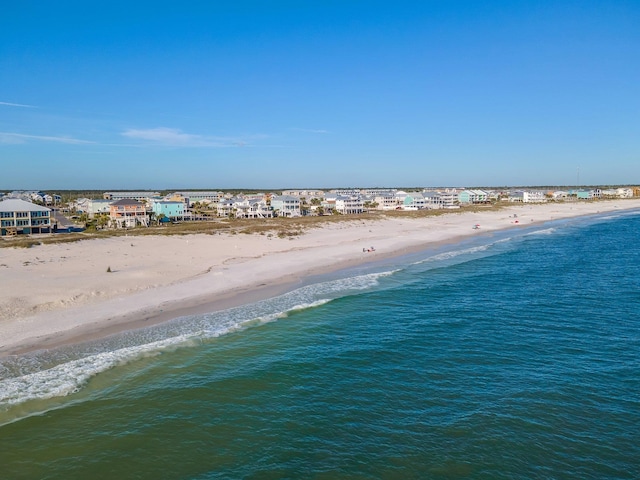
[2, 199, 639, 357]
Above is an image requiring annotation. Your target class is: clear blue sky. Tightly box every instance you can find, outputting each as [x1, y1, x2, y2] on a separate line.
[1, 0, 638, 190]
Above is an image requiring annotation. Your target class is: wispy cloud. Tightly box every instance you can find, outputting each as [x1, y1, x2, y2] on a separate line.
[0, 101, 36, 108]
[291, 127, 330, 134]
[0, 132, 94, 145]
[121, 127, 265, 147]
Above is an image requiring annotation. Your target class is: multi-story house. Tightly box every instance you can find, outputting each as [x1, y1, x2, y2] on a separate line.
[331, 189, 360, 196]
[282, 189, 325, 198]
[595, 188, 634, 199]
[422, 189, 459, 209]
[233, 199, 274, 219]
[86, 199, 113, 217]
[576, 190, 594, 200]
[458, 189, 489, 204]
[169, 191, 223, 206]
[109, 199, 149, 228]
[335, 196, 364, 214]
[373, 192, 398, 210]
[402, 193, 426, 210]
[271, 195, 301, 217]
[510, 190, 546, 203]
[103, 191, 160, 202]
[0, 199, 52, 236]
[216, 199, 235, 217]
[151, 201, 185, 221]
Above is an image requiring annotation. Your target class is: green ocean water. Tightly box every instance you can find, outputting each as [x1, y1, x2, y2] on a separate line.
[1, 210, 639, 479]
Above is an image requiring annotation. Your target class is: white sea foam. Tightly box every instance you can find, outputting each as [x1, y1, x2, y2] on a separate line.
[285, 298, 333, 314]
[412, 243, 494, 266]
[0, 334, 191, 406]
[0, 269, 396, 411]
[524, 227, 557, 236]
[587, 209, 640, 222]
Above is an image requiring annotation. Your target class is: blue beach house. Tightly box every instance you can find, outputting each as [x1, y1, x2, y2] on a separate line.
[576, 190, 594, 200]
[152, 201, 185, 221]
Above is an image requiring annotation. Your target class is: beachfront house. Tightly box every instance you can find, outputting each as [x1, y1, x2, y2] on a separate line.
[509, 190, 546, 203]
[594, 188, 634, 199]
[271, 195, 301, 217]
[233, 199, 274, 219]
[109, 199, 149, 228]
[151, 201, 185, 221]
[550, 191, 568, 200]
[335, 196, 364, 214]
[216, 199, 235, 217]
[421, 191, 444, 209]
[373, 192, 398, 210]
[616, 188, 634, 198]
[0, 198, 52, 236]
[575, 190, 594, 200]
[458, 189, 489, 204]
[440, 189, 460, 209]
[402, 193, 426, 210]
[422, 189, 459, 209]
[394, 191, 408, 205]
[320, 199, 336, 214]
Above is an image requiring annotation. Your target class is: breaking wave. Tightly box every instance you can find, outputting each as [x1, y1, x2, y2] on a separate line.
[0, 270, 397, 413]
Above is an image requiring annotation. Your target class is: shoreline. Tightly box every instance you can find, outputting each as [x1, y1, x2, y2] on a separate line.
[2, 200, 639, 358]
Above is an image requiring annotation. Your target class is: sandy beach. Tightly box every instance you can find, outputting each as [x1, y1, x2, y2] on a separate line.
[1, 199, 639, 357]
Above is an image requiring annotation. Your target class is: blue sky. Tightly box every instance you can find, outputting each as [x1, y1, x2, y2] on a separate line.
[1, 0, 638, 190]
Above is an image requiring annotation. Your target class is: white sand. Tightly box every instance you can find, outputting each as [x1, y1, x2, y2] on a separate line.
[1, 200, 639, 355]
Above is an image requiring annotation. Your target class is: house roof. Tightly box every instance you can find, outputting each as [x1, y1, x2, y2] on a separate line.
[105, 191, 159, 196]
[0, 198, 51, 212]
[111, 198, 144, 206]
[272, 195, 299, 201]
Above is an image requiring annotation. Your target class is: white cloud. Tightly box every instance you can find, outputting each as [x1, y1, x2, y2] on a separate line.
[0, 101, 36, 108]
[121, 127, 264, 147]
[0, 132, 94, 144]
[291, 128, 330, 134]
[122, 127, 201, 145]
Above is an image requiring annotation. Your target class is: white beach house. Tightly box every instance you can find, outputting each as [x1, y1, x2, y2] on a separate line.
[0, 198, 52, 236]
[271, 195, 301, 217]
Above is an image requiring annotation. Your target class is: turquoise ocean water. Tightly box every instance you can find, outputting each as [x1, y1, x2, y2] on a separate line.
[1, 209, 639, 479]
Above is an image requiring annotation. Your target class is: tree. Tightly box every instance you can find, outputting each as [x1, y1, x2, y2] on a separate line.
[96, 213, 110, 229]
[300, 197, 309, 216]
[363, 201, 378, 211]
[78, 213, 89, 227]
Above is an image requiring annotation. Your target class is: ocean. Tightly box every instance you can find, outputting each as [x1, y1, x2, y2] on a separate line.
[1, 209, 639, 479]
